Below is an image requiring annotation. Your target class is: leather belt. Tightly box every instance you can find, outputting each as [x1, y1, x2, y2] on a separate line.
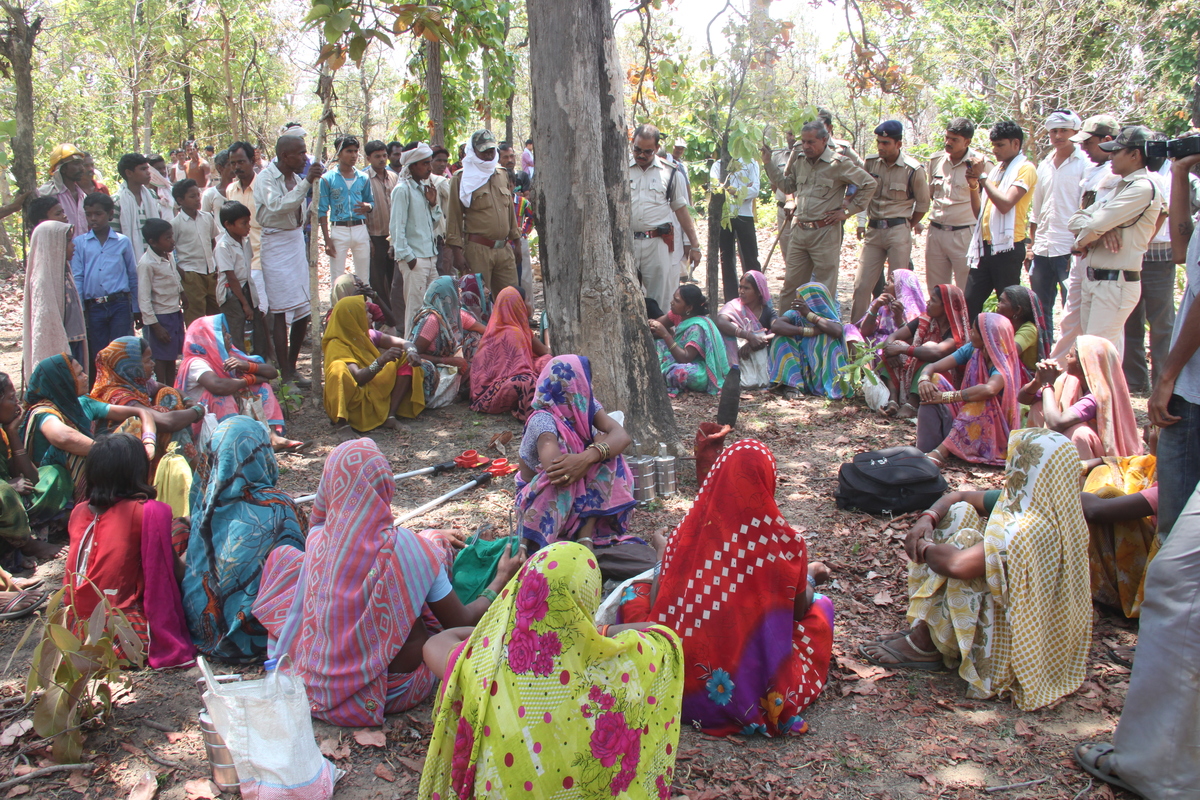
[332, 219, 365, 227]
[1087, 267, 1140, 282]
[633, 229, 667, 240]
[793, 218, 838, 230]
[867, 217, 908, 230]
[85, 291, 130, 306]
[467, 233, 509, 249]
[929, 220, 973, 232]
[777, 201, 787, 208]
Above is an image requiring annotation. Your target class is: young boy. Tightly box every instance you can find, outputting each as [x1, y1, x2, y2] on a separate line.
[72, 192, 139, 382]
[171, 178, 220, 326]
[137, 218, 185, 385]
[214, 201, 258, 352]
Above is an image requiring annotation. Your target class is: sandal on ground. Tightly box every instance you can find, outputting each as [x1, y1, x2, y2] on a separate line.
[1106, 644, 1135, 668]
[859, 635, 946, 671]
[1074, 742, 1140, 795]
[274, 439, 309, 453]
[0, 588, 49, 620]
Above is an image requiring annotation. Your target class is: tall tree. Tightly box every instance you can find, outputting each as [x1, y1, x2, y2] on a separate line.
[0, 2, 40, 198]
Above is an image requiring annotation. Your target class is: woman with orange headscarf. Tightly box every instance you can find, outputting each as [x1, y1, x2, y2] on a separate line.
[469, 287, 551, 419]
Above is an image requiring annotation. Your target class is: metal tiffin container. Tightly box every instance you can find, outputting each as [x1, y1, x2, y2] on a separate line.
[627, 454, 658, 505]
[198, 711, 241, 794]
[654, 443, 677, 496]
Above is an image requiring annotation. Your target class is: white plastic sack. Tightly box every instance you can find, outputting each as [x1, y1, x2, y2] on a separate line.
[863, 379, 890, 412]
[594, 567, 655, 626]
[199, 656, 342, 800]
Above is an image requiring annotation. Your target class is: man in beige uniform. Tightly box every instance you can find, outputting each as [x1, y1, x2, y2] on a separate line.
[852, 120, 930, 321]
[925, 117, 991, 291]
[760, 121, 876, 307]
[446, 129, 519, 298]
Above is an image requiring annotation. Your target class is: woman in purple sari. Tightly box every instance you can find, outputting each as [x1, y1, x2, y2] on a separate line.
[844, 268, 926, 355]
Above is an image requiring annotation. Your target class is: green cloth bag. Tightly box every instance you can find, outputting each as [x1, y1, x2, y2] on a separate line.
[452, 530, 520, 603]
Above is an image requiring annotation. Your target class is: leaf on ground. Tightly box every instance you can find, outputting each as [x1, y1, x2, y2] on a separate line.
[128, 771, 158, 800]
[11, 766, 32, 777]
[5, 785, 30, 797]
[1013, 720, 1035, 738]
[165, 732, 187, 744]
[66, 771, 90, 792]
[836, 656, 893, 682]
[833, 436, 850, 445]
[373, 763, 396, 782]
[398, 755, 425, 773]
[353, 729, 387, 747]
[872, 590, 894, 606]
[320, 737, 351, 760]
[0, 719, 32, 747]
[183, 778, 219, 800]
[903, 769, 938, 787]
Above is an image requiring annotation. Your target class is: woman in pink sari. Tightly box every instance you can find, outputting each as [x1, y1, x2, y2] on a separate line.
[469, 287, 551, 420]
[844, 268, 926, 352]
[715, 270, 776, 389]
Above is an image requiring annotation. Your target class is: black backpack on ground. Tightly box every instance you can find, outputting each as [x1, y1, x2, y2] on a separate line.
[834, 446, 947, 514]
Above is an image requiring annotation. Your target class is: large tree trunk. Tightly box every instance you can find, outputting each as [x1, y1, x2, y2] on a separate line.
[1192, 41, 1200, 128]
[0, 3, 38, 201]
[527, 0, 677, 449]
[426, 40, 444, 147]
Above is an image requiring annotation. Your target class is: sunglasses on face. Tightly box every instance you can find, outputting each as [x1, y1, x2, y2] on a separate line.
[631, 146, 657, 156]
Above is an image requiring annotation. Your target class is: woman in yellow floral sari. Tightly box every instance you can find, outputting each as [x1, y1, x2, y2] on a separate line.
[418, 542, 684, 800]
[862, 429, 1092, 711]
[1081, 450, 1158, 619]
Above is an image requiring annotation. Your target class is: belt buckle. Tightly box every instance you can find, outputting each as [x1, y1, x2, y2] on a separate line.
[95, 294, 109, 304]
[493, 239, 506, 250]
[877, 219, 889, 229]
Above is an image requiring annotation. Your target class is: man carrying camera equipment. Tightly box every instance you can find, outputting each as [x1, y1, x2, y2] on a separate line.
[925, 117, 991, 293]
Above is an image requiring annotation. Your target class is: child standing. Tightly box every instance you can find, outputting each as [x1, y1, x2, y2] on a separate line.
[72, 192, 139, 383]
[136, 219, 185, 386]
[213, 201, 258, 352]
[171, 178, 220, 327]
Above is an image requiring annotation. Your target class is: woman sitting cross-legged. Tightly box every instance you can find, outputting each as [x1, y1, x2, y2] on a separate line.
[649, 285, 730, 396]
[767, 282, 850, 399]
[64, 434, 194, 668]
[715, 270, 776, 390]
[617, 439, 834, 736]
[915, 312, 1022, 467]
[470, 286, 551, 419]
[418, 542, 684, 800]
[253, 438, 524, 726]
[410, 276, 485, 407]
[844, 268, 926, 356]
[878, 283, 970, 418]
[323, 294, 426, 432]
[861, 429, 1092, 711]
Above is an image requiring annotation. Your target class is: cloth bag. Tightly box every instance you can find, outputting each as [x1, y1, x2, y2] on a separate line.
[198, 656, 342, 800]
[452, 528, 519, 603]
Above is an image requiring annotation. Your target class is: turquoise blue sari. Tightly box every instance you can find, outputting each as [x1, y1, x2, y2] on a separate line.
[768, 282, 850, 398]
[657, 315, 731, 395]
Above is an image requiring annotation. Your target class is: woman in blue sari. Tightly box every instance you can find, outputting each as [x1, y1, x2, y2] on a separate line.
[180, 415, 306, 663]
[648, 285, 730, 396]
[768, 282, 850, 399]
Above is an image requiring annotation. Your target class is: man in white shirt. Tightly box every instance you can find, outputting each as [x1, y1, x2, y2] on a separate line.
[389, 143, 442, 336]
[112, 153, 166, 261]
[711, 156, 760, 302]
[200, 149, 232, 218]
[1028, 109, 1088, 332]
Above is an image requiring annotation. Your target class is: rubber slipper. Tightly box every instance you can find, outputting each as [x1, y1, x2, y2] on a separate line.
[276, 439, 309, 453]
[1074, 742, 1140, 795]
[1106, 645, 1135, 668]
[0, 588, 49, 620]
[859, 637, 946, 671]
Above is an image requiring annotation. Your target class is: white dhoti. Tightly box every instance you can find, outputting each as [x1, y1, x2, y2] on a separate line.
[260, 227, 311, 322]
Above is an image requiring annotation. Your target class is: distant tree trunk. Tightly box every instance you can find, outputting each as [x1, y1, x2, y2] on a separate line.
[705, 150, 728, 308]
[0, 2, 39, 200]
[528, 0, 677, 449]
[1193, 42, 1200, 128]
[427, 40, 444, 147]
[359, 66, 371, 143]
[219, 9, 241, 135]
[482, 69, 492, 131]
[180, 0, 195, 138]
[504, 93, 514, 146]
[143, 94, 155, 154]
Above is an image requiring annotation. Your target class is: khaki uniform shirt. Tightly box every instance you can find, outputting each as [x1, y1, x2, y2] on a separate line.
[628, 156, 686, 231]
[861, 152, 930, 221]
[366, 168, 398, 238]
[763, 144, 877, 223]
[445, 167, 519, 248]
[770, 145, 798, 203]
[928, 149, 991, 227]
[1071, 168, 1165, 271]
[832, 138, 864, 169]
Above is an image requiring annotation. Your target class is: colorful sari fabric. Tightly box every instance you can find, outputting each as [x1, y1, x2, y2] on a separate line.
[1050, 335, 1141, 459]
[717, 269, 773, 386]
[939, 313, 1022, 466]
[1004, 285, 1052, 363]
[91, 336, 196, 457]
[253, 439, 445, 725]
[768, 282, 850, 398]
[1085, 454, 1158, 618]
[20, 354, 96, 502]
[909, 429, 1091, 710]
[323, 295, 425, 430]
[174, 315, 286, 437]
[845, 268, 926, 349]
[657, 314, 730, 396]
[619, 440, 833, 737]
[418, 542, 684, 800]
[514, 356, 638, 551]
[895, 284, 970, 395]
[459, 273, 492, 324]
[0, 429, 73, 532]
[180, 416, 306, 663]
[470, 287, 550, 419]
[410, 276, 464, 408]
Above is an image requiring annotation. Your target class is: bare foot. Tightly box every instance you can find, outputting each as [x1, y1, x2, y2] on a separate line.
[897, 403, 918, 419]
[269, 433, 308, 453]
[807, 561, 831, 585]
[21, 540, 62, 561]
[382, 417, 404, 431]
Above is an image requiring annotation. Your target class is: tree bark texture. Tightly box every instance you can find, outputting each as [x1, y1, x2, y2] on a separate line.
[0, 3, 38, 199]
[527, 0, 677, 449]
[426, 40, 444, 147]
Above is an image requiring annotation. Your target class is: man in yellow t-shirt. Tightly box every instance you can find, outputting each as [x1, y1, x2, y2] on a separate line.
[963, 121, 1038, 318]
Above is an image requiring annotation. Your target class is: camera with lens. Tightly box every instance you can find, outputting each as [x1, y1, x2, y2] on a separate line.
[1167, 136, 1200, 159]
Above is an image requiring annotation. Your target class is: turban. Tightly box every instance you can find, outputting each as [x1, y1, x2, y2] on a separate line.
[401, 143, 434, 168]
[1044, 110, 1082, 131]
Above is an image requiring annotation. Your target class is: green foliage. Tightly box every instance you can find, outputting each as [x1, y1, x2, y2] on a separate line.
[274, 380, 304, 420]
[836, 343, 882, 399]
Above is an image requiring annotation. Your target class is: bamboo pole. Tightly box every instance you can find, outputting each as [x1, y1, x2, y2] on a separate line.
[307, 65, 334, 395]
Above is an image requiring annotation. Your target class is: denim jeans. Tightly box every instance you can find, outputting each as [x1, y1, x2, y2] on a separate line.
[84, 296, 134, 378]
[1157, 394, 1200, 538]
[1030, 253, 1071, 333]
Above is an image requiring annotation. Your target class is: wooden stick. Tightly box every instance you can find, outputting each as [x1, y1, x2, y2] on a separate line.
[0, 763, 93, 791]
[307, 63, 335, 396]
[985, 777, 1048, 793]
[762, 208, 793, 270]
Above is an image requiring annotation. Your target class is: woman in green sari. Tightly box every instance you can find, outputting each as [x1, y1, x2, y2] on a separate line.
[0, 372, 65, 566]
[648, 285, 730, 396]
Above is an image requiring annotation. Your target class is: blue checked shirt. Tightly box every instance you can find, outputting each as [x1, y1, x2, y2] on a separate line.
[317, 168, 373, 223]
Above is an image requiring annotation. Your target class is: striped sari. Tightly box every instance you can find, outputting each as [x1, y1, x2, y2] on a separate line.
[768, 282, 850, 398]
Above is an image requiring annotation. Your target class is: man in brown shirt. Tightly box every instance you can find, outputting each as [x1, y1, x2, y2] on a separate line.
[364, 139, 399, 307]
[446, 129, 520, 297]
[925, 118, 991, 292]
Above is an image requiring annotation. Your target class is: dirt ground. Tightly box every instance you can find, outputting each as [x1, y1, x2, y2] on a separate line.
[0, 218, 1144, 800]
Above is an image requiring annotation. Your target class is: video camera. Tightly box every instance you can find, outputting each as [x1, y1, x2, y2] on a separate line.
[1144, 136, 1200, 160]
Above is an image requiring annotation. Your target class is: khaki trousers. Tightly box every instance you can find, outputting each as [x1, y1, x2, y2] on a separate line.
[1080, 273, 1141, 359]
[779, 224, 841, 310]
[181, 270, 220, 327]
[775, 206, 792, 269]
[924, 225, 973, 292]
[852, 224, 912, 321]
[464, 240, 518, 299]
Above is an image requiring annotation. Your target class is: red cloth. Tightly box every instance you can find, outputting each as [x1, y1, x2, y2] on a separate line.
[469, 287, 548, 419]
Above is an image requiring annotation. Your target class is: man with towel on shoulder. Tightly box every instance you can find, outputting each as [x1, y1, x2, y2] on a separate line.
[445, 129, 520, 299]
[389, 141, 442, 336]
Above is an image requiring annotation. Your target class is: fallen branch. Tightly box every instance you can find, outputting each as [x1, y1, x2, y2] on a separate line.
[139, 719, 175, 733]
[0, 763, 94, 791]
[1071, 779, 1093, 800]
[985, 777, 1049, 793]
[120, 742, 183, 770]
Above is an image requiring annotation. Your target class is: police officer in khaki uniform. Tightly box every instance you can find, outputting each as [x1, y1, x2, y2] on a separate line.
[818, 107, 865, 168]
[925, 117, 991, 292]
[760, 121, 877, 308]
[851, 120, 930, 321]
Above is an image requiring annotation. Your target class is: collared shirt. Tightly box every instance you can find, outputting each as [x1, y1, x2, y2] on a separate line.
[38, 176, 87, 234]
[113, 184, 165, 261]
[171, 209, 218, 274]
[445, 167, 519, 247]
[366, 168, 398, 237]
[981, 160, 1038, 243]
[213, 231, 256, 305]
[521, 148, 535, 173]
[200, 186, 226, 218]
[431, 174, 451, 238]
[770, 145, 798, 203]
[628, 155, 687, 231]
[1174, 227, 1200, 404]
[71, 229, 139, 311]
[832, 138, 865, 168]
[318, 167, 373, 223]
[860, 152, 930, 221]
[224, 178, 261, 271]
[136, 248, 182, 325]
[710, 159, 759, 217]
[389, 178, 443, 263]
[762, 144, 877, 222]
[1031, 146, 1089, 256]
[927, 148, 992, 227]
[252, 162, 310, 231]
[1073, 168, 1165, 270]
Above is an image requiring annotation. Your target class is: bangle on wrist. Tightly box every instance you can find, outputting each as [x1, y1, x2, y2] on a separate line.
[599, 624, 611, 637]
[907, 345, 916, 357]
[480, 587, 498, 603]
[11, 449, 25, 457]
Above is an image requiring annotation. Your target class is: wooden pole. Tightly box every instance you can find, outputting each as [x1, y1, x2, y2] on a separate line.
[307, 65, 334, 395]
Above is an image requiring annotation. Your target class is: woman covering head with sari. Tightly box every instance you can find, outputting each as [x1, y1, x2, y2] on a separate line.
[715, 270, 776, 389]
[845, 268, 926, 351]
[1081, 449, 1158, 619]
[767, 282, 850, 398]
[617, 440, 834, 737]
[996, 285, 1050, 374]
[411, 277, 485, 407]
[879, 283, 970, 417]
[862, 429, 1091, 711]
[649, 285, 730, 396]
[22, 220, 87, 382]
[180, 416, 306, 662]
[418, 542, 684, 800]
[470, 287, 551, 419]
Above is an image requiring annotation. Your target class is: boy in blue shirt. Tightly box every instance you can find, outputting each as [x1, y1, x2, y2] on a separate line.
[71, 193, 139, 382]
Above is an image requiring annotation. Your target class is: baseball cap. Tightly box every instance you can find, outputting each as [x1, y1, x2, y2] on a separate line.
[1070, 114, 1120, 143]
[471, 129, 497, 152]
[874, 120, 903, 140]
[1098, 125, 1154, 152]
[673, 138, 686, 148]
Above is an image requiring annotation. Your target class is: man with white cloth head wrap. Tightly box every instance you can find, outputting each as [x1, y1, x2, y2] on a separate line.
[388, 142, 443, 335]
[445, 129, 520, 298]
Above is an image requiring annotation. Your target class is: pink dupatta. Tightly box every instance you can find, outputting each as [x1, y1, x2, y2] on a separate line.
[942, 313, 1022, 466]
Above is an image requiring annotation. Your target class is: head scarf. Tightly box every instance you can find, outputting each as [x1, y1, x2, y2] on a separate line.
[459, 273, 492, 323]
[458, 138, 500, 207]
[418, 542, 684, 800]
[514, 356, 637, 550]
[180, 415, 305, 662]
[48, 143, 82, 174]
[847, 268, 926, 346]
[330, 273, 357, 306]
[410, 276, 463, 357]
[768, 282, 849, 398]
[1044, 110, 1082, 131]
[718, 269, 773, 335]
[23, 220, 85, 385]
[175, 315, 284, 435]
[401, 142, 434, 180]
[1001, 284, 1051, 361]
[942, 312, 1022, 466]
[279, 123, 308, 138]
[897, 283, 971, 394]
[20, 354, 90, 498]
[1071, 335, 1142, 457]
[470, 287, 536, 399]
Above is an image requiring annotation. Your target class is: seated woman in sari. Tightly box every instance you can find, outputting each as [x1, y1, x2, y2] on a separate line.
[861, 429, 1091, 711]
[1020, 335, 1141, 460]
[325, 273, 397, 331]
[845, 268, 925, 353]
[323, 295, 425, 432]
[996, 284, 1050, 377]
[410, 277, 486, 408]
[176, 315, 303, 452]
[514, 356, 650, 582]
[715, 271, 776, 390]
[617, 440, 833, 736]
[878, 283, 970, 418]
[470, 286, 551, 419]
[649, 285, 730, 396]
[20, 355, 160, 506]
[915, 313, 1022, 467]
[180, 416, 306, 663]
[418, 542, 684, 800]
[457, 273, 491, 362]
[252, 438, 524, 726]
[64, 434, 195, 668]
[767, 282, 849, 399]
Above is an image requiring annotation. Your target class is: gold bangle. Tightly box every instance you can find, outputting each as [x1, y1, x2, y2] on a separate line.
[941, 391, 956, 403]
